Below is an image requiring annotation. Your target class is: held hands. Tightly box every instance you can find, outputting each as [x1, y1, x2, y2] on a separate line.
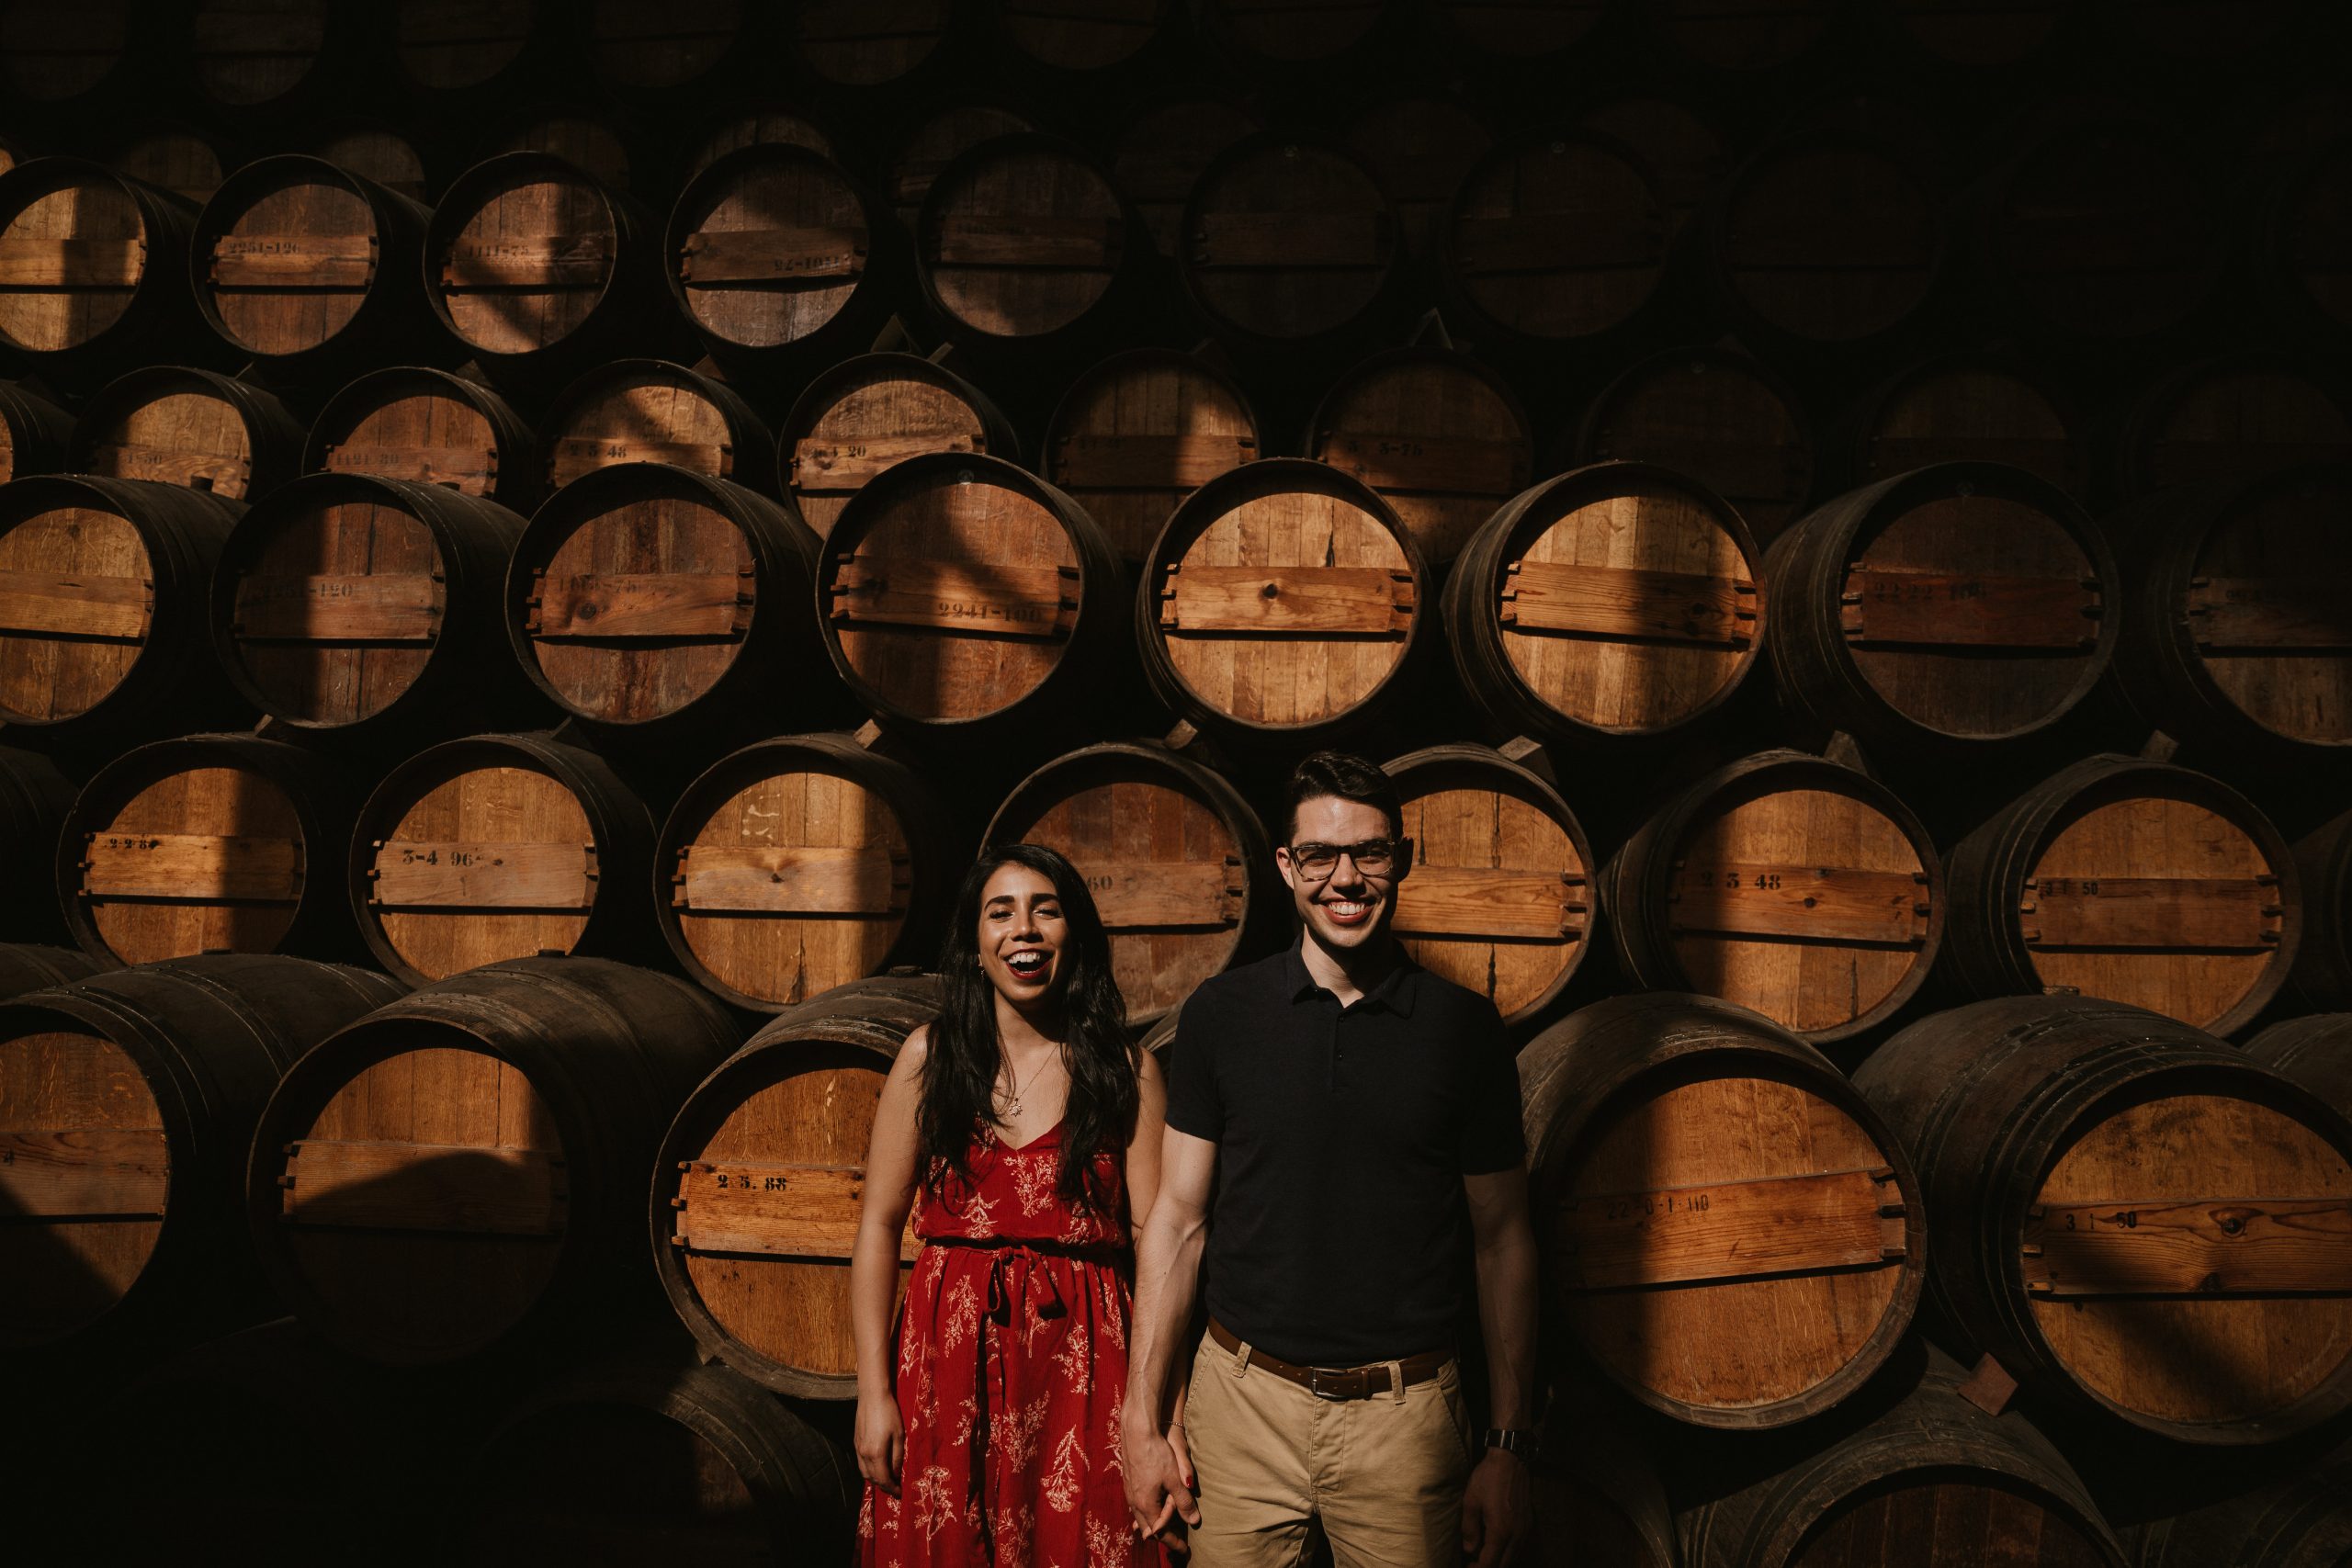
[1121, 1415, 1200, 1550]
[854, 1390, 905, 1496]
[1462, 1446, 1532, 1568]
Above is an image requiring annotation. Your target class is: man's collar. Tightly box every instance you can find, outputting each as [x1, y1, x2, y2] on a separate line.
[1283, 939, 1419, 1015]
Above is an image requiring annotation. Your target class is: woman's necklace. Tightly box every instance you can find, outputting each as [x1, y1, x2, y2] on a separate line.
[998, 1047, 1058, 1120]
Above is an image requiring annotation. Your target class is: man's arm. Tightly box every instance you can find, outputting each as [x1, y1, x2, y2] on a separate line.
[1461, 1165, 1538, 1568]
[1121, 1126, 1218, 1538]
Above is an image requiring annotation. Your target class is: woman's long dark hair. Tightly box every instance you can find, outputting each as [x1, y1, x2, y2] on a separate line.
[918, 843, 1137, 1216]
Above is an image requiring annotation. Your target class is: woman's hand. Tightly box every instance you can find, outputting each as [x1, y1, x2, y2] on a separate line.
[855, 1388, 905, 1495]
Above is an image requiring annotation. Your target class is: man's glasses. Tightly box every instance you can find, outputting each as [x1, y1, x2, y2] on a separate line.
[1285, 839, 1402, 881]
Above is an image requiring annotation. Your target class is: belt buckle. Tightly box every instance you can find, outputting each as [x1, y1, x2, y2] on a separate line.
[1306, 1366, 1351, 1401]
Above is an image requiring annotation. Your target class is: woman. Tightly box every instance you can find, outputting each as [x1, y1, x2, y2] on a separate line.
[852, 844, 1180, 1565]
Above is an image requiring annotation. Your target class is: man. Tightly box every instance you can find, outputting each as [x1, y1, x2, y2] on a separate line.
[1121, 750, 1539, 1567]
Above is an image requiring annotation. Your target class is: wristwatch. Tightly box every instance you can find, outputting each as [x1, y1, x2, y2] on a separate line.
[1482, 1427, 1536, 1461]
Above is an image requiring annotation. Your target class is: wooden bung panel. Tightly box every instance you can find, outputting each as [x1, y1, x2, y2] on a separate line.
[365, 768, 596, 981]
[76, 376, 277, 500]
[889, 103, 1035, 220]
[1990, 121, 2218, 339]
[988, 744, 1272, 1025]
[1183, 139, 1396, 343]
[588, 0, 741, 89]
[191, 0, 329, 109]
[308, 368, 524, 502]
[1310, 351, 1531, 566]
[1002, 0, 1160, 71]
[1857, 358, 2081, 493]
[2127, 360, 2352, 493]
[1148, 463, 1419, 735]
[783, 355, 1005, 542]
[1439, 0, 1610, 57]
[539, 361, 761, 491]
[0, 1031, 165, 1344]
[1722, 138, 1939, 345]
[1667, 0, 1838, 69]
[1447, 133, 1665, 343]
[199, 169, 378, 358]
[2181, 472, 2352, 748]
[74, 764, 306, 964]
[0, 501, 152, 725]
[922, 138, 1126, 342]
[673, 147, 870, 353]
[392, 0, 535, 93]
[0, 171, 145, 355]
[1580, 349, 1811, 545]
[1894, 0, 2072, 64]
[0, 0, 130, 103]
[1046, 349, 1258, 561]
[433, 161, 617, 356]
[1386, 747, 1591, 1024]
[1113, 97, 1258, 255]
[794, 0, 951, 86]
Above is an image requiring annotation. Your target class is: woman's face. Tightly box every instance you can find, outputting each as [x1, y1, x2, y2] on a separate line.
[976, 862, 1068, 1009]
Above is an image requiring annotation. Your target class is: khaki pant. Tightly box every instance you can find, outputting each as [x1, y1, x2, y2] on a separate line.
[1181, 1329, 1472, 1568]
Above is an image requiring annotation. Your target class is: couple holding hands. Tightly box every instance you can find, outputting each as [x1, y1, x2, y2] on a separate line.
[848, 751, 1542, 1568]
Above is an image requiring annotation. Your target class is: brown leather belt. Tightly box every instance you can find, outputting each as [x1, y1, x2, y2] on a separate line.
[1207, 1317, 1451, 1401]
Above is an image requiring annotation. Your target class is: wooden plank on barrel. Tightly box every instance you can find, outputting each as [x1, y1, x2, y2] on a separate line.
[676, 844, 904, 916]
[1317, 432, 1526, 495]
[0, 570, 153, 640]
[0, 237, 144, 288]
[442, 234, 614, 290]
[1670, 863, 1929, 945]
[526, 571, 752, 641]
[0, 1127, 168, 1219]
[1452, 209, 1664, 272]
[671, 1159, 920, 1261]
[829, 556, 1077, 638]
[279, 1137, 565, 1236]
[1080, 860, 1241, 930]
[793, 433, 983, 491]
[322, 442, 500, 489]
[82, 831, 301, 902]
[209, 234, 378, 289]
[1192, 211, 1390, 268]
[233, 574, 441, 642]
[368, 841, 595, 911]
[1556, 1167, 1906, 1290]
[2020, 874, 2280, 951]
[678, 227, 867, 284]
[1158, 564, 1414, 636]
[2189, 578, 2352, 651]
[1841, 570, 2100, 649]
[88, 441, 252, 492]
[545, 436, 730, 487]
[2023, 1197, 2352, 1296]
[1500, 560, 1754, 647]
[1394, 864, 1585, 942]
[1052, 434, 1258, 491]
[929, 215, 1122, 269]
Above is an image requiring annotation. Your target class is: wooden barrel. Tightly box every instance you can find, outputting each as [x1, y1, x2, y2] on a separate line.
[69, 366, 304, 502]
[0, 474, 243, 739]
[296, 120, 432, 206]
[58, 732, 364, 968]
[779, 351, 1018, 544]
[537, 358, 775, 498]
[303, 366, 538, 510]
[791, 0, 953, 87]
[1382, 743, 1592, 1026]
[1603, 750, 1940, 1043]
[2245, 1014, 2352, 1122]
[1971, 114, 2227, 344]
[1198, 0, 1392, 69]
[657, 736, 956, 1013]
[1574, 345, 1815, 548]
[211, 472, 532, 740]
[1529, 1413, 1677, 1568]
[1306, 347, 1532, 568]
[1112, 95, 1259, 255]
[1519, 992, 1926, 1428]
[665, 143, 898, 376]
[1676, 1347, 2126, 1567]
[916, 132, 1152, 364]
[1436, 0, 1611, 61]
[425, 152, 676, 379]
[0, 748, 76, 942]
[1855, 994, 2352, 1443]
[189, 155, 440, 378]
[819, 451, 1128, 742]
[505, 463, 822, 737]
[185, 0, 341, 118]
[0, 159, 213, 383]
[2290, 807, 2352, 1010]
[0, 954, 404, 1357]
[348, 732, 658, 987]
[584, 0, 747, 94]
[2261, 134, 2352, 344]
[103, 123, 231, 209]
[390, 0, 542, 99]
[474, 104, 639, 195]
[682, 104, 837, 183]
[1581, 95, 1726, 240]
[2117, 355, 2352, 499]
[1942, 755, 2299, 1036]
[986, 741, 1284, 1027]
[1883, 0, 2076, 67]
[1842, 353, 2086, 498]
[888, 101, 1037, 227]
[1763, 462, 2116, 749]
[248, 956, 741, 1364]
[1138, 458, 1426, 747]
[0, 0, 134, 118]
[1178, 134, 1405, 355]
[653, 974, 940, 1395]
[1445, 462, 1766, 748]
[0, 942, 97, 994]
[1340, 96, 1492, 260]
[1043, 347, 1259, 563]
[2126, 1438, 2352, 1568]
[2109, 465, 2352, 755]
[1441, 128, 1669, 352]
[0, 377, 71, 484]
[1656, 0, 1838, 72]
[1002, 0, 1167, 74]
[449, 1359, 857, 1560]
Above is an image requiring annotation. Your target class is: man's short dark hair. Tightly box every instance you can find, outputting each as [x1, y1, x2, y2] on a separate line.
[1283, 750, 1404, 843]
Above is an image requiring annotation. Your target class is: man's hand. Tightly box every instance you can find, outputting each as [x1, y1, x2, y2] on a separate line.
[1122, 1416, 1201, 1546]
[1462, 1447, 1532, 1568]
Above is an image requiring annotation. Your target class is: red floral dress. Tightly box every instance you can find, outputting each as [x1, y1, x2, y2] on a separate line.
[859, 1120, 1150, 1568]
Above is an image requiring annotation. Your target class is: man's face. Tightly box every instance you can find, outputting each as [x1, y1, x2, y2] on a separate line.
[1276, 794, 1409, 956]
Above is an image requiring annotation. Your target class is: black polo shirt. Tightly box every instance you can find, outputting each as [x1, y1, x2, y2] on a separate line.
[1163, 942, 1525, 1367]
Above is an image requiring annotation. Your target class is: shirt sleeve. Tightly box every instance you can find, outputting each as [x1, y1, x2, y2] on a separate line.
[1161, 982, 1225, 1143]
[1458, 998, 1526, 1174]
